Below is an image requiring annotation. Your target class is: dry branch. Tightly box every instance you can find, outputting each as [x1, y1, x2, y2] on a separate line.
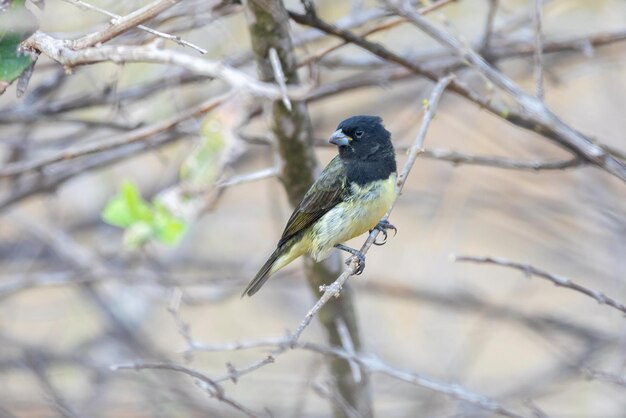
[385, 0, 626, 181]
[112, 362, 261, 418]
[0, 92, 232, 177]
[455, 255, 626, 316]
[62, 0, 207, 53]
[23, 32, 308, 101]
[289, 6, 626, 182]
[70, 0, 182, 49]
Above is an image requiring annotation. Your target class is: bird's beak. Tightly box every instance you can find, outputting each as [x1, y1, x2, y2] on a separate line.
[329, 130, 351, 146]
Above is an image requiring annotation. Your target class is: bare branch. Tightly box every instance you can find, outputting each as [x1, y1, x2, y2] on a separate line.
[71, 0, 182, 50]
[454, 255, 626, 316]
[532, 0, 545, 100]
[23, 32, 309, 101]
[384, 0, 626, 181]
[582, 368, 626, 388]
[421, 149, 583, 171]
[111, 362, 261, 418]
[481, 0, 499, 53]
[0, 92, 233, 177]
[298, 0, 457, 67]
[191, 339, 527, 418]
[290, 5, 626, 181]
[61, 0, 208, 54]
[268, 47, 292, 111]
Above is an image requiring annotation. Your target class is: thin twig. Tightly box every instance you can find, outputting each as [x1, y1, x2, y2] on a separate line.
[290, 5, 626, 181]
[0, 92, 233, 177]
[532, 0, 545, 100]
[111, 363, 261, 418]
[454, 255, 626, 316]
[268, 47, 292, 111]
[24, 32, 309, 101]
[61, 0, 208, 54]
[192, 339, 527, 418]
[481, 0, 499, 53]
[384, 0, 626, 181]
[582, 368, 626, 388]
[421, 149, 582, 171]
[298, 0, 457, 66]
[70, 0, 182, 50]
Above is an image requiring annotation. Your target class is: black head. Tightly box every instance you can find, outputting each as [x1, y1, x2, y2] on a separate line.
[329, 115, 397, 184]
[329, 115, 393, 162]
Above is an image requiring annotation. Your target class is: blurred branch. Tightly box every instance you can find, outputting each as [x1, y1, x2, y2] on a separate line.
[583, 368, 626, 388]
[111, 362, 261, 418]
[0, 92, 232, 178]
[385, 0, 626, 181]
[298, 0, 457, 66]
[189, 338, 526, 418]
[532, 0, 545, 100]
[23, 32, 309, 101]
[0, 70, 207, 124]
[0, 130, 185, 211]
[480, 0, 499, 53]
[299, 344, 527, 418]
[421, 149, 583, 171]
[455, 255, 626, 316]
[289, 6, 626, 181]
[24, 350, 81, 418]
[356, 280, 615, 344]
[62, 0, 208, 54]
[70, 0, 182, 50]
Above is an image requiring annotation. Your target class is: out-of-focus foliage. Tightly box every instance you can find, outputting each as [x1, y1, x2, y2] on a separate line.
[0, 0, 37, 93]
[180, 115, 226, 187]
[102, 180, 187, 248]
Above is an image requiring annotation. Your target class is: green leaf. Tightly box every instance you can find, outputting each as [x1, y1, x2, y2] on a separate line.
[102, 181, 187, 248]
[153, 203, 187, 246]
[102, 181, 149, 227]
[102, 196, 135, 228]
[120, 180, 153, 222]
[0, 32, 31, 82]
[0, 0, 38, 91]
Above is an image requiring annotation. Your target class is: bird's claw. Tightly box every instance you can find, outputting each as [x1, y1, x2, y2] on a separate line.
[344, 251, 366, 275]
[370, 220, 397, 246]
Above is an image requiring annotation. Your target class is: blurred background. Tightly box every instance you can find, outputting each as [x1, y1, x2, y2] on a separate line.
[1, 0, 625, 417]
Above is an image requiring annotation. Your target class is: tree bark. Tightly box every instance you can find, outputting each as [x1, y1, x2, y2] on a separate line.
[243, 0, 372, 416]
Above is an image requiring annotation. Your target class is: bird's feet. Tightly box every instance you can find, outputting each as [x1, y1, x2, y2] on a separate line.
[370, 220, 397, 246]
[334, 244, 366, 275]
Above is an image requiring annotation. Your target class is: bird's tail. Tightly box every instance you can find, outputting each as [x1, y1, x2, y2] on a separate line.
[242, 246, 285, 297]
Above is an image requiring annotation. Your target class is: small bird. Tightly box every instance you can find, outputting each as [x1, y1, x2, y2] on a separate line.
[243, 115, 398, 297]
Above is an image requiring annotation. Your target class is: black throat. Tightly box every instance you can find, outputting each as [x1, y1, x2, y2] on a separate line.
[342, 151, 397, 186]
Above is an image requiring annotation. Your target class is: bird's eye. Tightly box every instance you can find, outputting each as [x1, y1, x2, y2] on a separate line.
[355, 130, 364, 138]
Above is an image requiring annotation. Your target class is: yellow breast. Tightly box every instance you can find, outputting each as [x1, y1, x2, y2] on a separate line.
[307, 174, 397, 260]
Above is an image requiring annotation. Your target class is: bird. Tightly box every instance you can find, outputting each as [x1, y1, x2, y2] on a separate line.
[242, 115, 398, 297]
